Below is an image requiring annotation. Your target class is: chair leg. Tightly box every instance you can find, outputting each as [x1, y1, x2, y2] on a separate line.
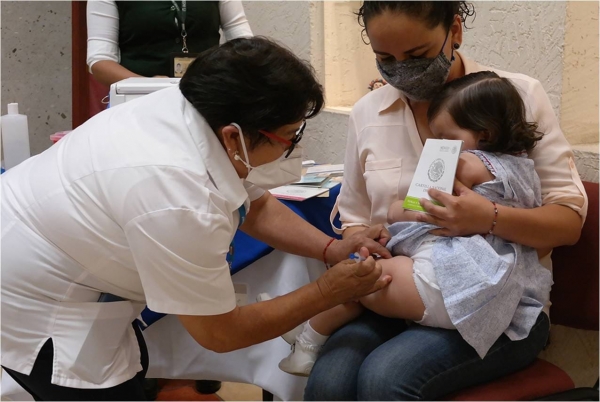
[262, 389, 274, 401]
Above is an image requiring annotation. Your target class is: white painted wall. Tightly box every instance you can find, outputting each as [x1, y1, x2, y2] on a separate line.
[461, 1, 566, 117]
[243, 1, 312, 61]
[561, 1, 599, 146]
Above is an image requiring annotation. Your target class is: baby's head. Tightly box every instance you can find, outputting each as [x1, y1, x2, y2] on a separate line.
[427, 71, 543, 154]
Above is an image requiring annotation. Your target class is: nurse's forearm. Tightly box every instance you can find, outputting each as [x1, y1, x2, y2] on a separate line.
[241, 192, 332, 261]
[179, 253, 389, 353]
[90, 60, 142, 87]
[179, 281, 335, 353]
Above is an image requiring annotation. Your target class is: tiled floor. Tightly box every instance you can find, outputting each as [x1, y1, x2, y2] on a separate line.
[155, 380, 263, 401]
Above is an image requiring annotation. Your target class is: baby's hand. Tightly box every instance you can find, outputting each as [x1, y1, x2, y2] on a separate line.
[387, 200, 405, 224]
[387, 200, 421, 224]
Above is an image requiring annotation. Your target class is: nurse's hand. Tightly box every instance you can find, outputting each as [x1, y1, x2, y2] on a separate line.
[318, 247, 392, 305]
[327, 224, 392, 264]
[417, 180, 494, 236]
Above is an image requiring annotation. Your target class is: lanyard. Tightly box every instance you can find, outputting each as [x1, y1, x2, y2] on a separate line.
[226, 204, 246, 270]
[171, 0, 188, 53]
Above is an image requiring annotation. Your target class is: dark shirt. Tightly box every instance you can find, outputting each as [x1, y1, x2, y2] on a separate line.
[116, 1, 220, 77]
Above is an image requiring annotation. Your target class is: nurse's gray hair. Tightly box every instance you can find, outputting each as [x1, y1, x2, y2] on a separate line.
[179, 37, 324, 149]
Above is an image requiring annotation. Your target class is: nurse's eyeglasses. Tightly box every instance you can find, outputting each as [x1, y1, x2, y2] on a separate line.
[259, 120, 306, 158]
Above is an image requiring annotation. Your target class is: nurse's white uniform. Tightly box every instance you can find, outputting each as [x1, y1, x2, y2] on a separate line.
[1, 86, 263, 389]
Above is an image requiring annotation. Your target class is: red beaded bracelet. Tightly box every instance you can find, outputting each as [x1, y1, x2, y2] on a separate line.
[323, 238, 336, 269]
[488, 201, 498, 235]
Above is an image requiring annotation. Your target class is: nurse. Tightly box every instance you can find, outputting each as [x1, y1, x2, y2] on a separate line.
[1, 37, 391, 401]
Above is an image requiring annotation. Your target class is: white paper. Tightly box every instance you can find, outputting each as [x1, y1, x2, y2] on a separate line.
[269, 185, 329, 201]
[306, 164, 344, 174]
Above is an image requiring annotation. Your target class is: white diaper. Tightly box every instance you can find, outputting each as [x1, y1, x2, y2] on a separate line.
[411, 236, 455, 330]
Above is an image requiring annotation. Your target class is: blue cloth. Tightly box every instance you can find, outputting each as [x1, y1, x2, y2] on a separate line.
[305, 309, 549, 400]
[386, 151, 553, 358]
[139, 184, 342, 328]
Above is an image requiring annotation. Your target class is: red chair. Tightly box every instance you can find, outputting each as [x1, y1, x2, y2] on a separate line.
[445, 181, 599, 401]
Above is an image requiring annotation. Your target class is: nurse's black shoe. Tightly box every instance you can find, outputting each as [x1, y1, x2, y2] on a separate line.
[144, 378, 159, 401]
[195, 380, 222, 394]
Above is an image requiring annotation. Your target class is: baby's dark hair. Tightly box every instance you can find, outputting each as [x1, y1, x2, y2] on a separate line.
[427, 71, 543, 155]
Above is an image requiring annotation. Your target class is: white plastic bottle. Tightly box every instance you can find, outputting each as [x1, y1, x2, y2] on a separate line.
[1, 103, 30, 170]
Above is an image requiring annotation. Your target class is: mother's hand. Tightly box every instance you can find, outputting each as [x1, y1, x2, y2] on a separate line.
[327, 224, 392, 265]
[416, 180, 495, 237]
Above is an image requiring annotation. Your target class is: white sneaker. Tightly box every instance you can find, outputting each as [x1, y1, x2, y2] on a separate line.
[256, 293, 304, 344]
[278, 341, 321, 377]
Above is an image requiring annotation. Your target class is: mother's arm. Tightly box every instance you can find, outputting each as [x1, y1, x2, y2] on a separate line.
[420, 181, 581, 249]
[419, 78, 587, 249]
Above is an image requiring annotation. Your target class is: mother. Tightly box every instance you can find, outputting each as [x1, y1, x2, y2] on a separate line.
[305, 2, 588, 400]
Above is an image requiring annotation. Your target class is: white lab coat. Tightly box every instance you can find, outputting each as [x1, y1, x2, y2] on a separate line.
[0, 87, 263, 388]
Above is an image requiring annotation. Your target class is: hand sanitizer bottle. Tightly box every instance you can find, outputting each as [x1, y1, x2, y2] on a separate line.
[1, 103, 30, 170]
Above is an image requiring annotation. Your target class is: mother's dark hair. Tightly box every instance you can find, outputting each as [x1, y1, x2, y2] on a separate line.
[428, 71, 543, 155]
[179, 37, 324, 148]
[357, 1, 475, 32]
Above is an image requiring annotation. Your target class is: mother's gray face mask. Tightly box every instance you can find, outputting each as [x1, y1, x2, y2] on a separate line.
[376, 33, 454, 102]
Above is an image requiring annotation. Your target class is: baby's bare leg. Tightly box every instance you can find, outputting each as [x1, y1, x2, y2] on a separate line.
[309, 301, 365, 336]
[359, 256, 425, 321]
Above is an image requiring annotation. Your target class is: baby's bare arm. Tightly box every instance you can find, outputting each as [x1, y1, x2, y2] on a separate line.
[387, 200, 422, 224]
[455, 152, 495, 189]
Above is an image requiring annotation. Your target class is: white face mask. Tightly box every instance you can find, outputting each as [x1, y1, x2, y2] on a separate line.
[231, 123, 302, 189]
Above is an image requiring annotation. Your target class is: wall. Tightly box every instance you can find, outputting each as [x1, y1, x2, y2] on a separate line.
[322, 1, 380, 108]
[1, 1, 72, 157]
[461, 1, 566, 116]
[560, 1, 599, 147]
[243, 1, 311, 62]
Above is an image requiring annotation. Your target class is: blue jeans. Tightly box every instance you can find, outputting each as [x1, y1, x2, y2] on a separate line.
[305, 310, 550, 401]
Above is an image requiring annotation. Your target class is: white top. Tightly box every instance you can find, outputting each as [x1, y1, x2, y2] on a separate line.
[335, 53, 588, 305]
[86, 0, 253, 70]
[1, 87, 264, 388]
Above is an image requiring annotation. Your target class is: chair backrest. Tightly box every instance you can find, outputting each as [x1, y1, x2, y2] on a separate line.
[550, 181, 599, 330]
